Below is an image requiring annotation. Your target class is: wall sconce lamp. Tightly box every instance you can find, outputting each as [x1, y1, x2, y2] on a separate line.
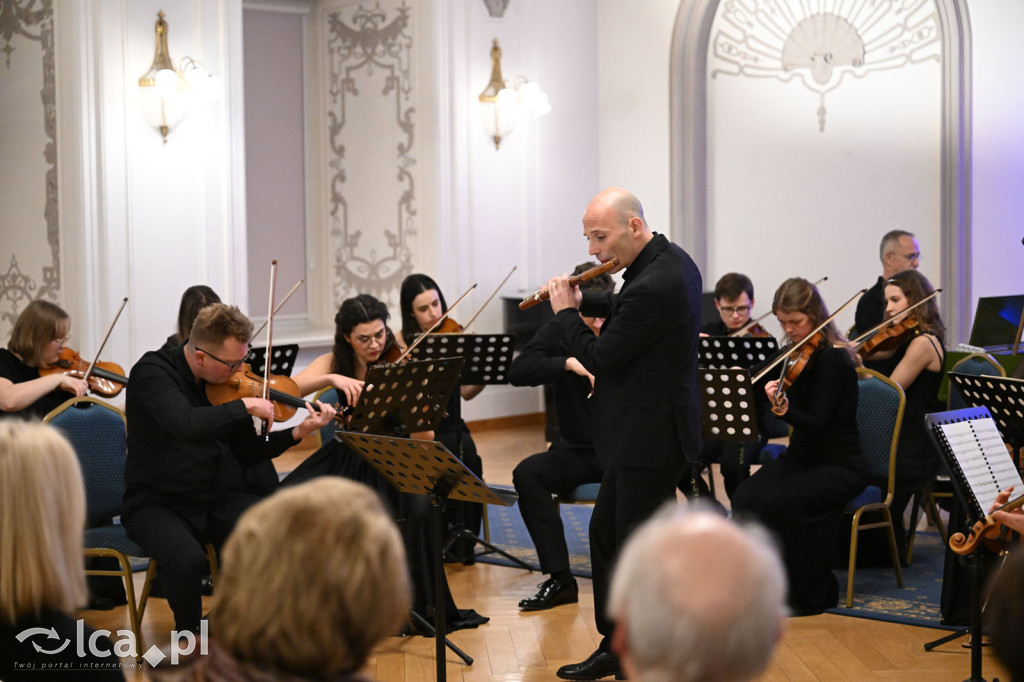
[478, 39, 550, 150]
[138, 11, 219, 143]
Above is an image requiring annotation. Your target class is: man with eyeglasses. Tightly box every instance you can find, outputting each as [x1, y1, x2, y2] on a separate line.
[853, 230, 921, 337]
[702, 272, 756, 336]
[123, 303, 335, 635]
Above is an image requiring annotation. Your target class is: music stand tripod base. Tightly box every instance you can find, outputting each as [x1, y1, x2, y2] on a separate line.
[339, 431, 518, 682]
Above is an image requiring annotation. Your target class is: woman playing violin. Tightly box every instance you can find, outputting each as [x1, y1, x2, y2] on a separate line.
[291, 294, 391, 406]
[400, 274, 486, 563]
[0, 301, 89, 420]
[287, 293, 488, 633]
[863, 269, 945, 559]
[732, 277, 869, 616]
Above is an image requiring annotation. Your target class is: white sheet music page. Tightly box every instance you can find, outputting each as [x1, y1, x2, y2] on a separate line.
[939, 417, 1024, 513]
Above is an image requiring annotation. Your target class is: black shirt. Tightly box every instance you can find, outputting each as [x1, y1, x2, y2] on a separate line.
[509, 319, 594, 449]
[853, 276, 886, 337]
[122, 345, 298, 524]
[0, 348, 68, 421]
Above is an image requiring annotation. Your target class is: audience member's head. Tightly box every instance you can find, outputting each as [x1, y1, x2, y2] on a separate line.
[879, 230, 920, 278]
[0, 421, 86, 625]
[608, 505, 787, 682]
[173, 285, 221, 346]
[986, 549, 1024, 680]
[213, 478, 411, 678]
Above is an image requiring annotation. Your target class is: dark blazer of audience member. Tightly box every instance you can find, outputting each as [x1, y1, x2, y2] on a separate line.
[152, 477, 410, 681]
[0, 421, 122, 680]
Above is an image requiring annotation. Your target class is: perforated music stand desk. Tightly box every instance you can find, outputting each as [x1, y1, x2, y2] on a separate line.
[339, 432, 517, 682]
[948, 372, 1024, 450]
[345, 357, 465, 436]
[699, 336, 779, 369]
[698, 367, 760, 443]
[407, 333, 515, 385]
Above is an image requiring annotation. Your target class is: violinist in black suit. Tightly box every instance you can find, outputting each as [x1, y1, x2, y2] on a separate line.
[544, 187, 703, 681]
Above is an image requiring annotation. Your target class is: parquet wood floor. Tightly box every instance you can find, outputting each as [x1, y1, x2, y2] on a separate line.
[84, 419, 1010, 681]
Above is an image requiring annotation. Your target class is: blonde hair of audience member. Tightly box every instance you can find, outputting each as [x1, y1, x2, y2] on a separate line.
[213, 478, 411, 677]
[0, 421, 87, 625]
[608, 504, 787, 682]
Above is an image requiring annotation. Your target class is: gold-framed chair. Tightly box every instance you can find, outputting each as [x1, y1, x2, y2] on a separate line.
[845, 368, 906, 608]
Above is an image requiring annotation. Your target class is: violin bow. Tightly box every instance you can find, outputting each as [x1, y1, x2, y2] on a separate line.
[462, 266, 516, 333]
[752, 288, 866, 385]
[82, 297, 129, 388]
[251, 278, 304, 339]
[728, 276, 827, 338]
[395, 283, 478, 364]
[848, 289, 941, 346]
[261, 261, 278, 440]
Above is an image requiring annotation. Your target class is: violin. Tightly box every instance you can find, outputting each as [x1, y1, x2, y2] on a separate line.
[949, 493, 1024, 555]
[434, 317, 464, 333]
[39, 347, 128, 398]
[856, 314, 919, 359]
[205, 363, 350, 425]
[519, 259, 619, 310]
[739, 322, 773, 338]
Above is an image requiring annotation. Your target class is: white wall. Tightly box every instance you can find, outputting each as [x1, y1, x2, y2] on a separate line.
[968, 0, 1024, 311]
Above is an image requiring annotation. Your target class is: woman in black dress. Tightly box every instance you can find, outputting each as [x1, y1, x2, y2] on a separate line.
[732, 278, 869, 615]
[288, 294, 487, 632]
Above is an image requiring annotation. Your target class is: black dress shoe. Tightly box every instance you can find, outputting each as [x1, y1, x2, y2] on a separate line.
[556, 649, 623, 680]
[519, 576, 579, 611]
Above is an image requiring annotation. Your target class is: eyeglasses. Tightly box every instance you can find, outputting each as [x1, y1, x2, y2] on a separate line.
[353, 328, 387, 346]
[52, 333, 71, 345]
[720, 306, 751, 316]
[903, 252, 921, 262]
[195, 346, 246, 372]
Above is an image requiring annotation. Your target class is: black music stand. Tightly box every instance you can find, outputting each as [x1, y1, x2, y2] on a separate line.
[699, 336, 779, 370]
[408, 334, 528, 567]
[698, 368, 761, 443]
[246, 343, 300, 376]
[923, 406, 1023, 682]
[339, 432, 517, 682]
[948, 373, 1024, 451]
[348, 357, 465, 436]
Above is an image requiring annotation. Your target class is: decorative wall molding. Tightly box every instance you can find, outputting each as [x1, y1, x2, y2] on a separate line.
[708, 0, 942, 131]
[670, 0, 972, 341]
[0, 0, 59, 338]
[323, 1, 415, 309]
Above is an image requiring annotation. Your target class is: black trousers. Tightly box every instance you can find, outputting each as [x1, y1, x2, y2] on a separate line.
[732, 453, 867, 614]
[512, 443, 603, 575]
[122, 499, 256, 632]
[590, 463, 682, 645]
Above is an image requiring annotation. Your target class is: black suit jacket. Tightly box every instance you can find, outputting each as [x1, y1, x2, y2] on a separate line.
[554, 233, 702, 469]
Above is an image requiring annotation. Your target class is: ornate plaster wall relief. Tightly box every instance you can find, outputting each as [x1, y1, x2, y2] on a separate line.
[710, 0, 941, 130]
[324, 1, 415, 309]
[0, 0, 59, 337]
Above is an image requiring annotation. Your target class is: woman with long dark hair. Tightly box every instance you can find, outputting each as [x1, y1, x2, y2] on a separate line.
[399, 274, 485, 563]
[289, 294, 487, 632]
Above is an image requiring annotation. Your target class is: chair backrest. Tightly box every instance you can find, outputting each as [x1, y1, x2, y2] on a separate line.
[43, 397, 127, 523]
[246, 343, 300, 377]
[313, 386, 341, 447]
[947, 352, 1006, 410]
[855, 368, 905, 501]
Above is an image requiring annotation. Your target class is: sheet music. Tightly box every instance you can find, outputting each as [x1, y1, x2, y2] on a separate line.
[938, 418, 1024, 513]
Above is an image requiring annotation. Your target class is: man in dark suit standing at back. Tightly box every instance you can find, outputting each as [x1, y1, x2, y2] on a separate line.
[545, 187, 703, 680]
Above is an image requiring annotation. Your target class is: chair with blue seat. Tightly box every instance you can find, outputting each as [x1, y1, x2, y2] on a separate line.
[44, 397, 147, 652]
[844, 367, 906, 607]
[313, 386, 343, 447]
